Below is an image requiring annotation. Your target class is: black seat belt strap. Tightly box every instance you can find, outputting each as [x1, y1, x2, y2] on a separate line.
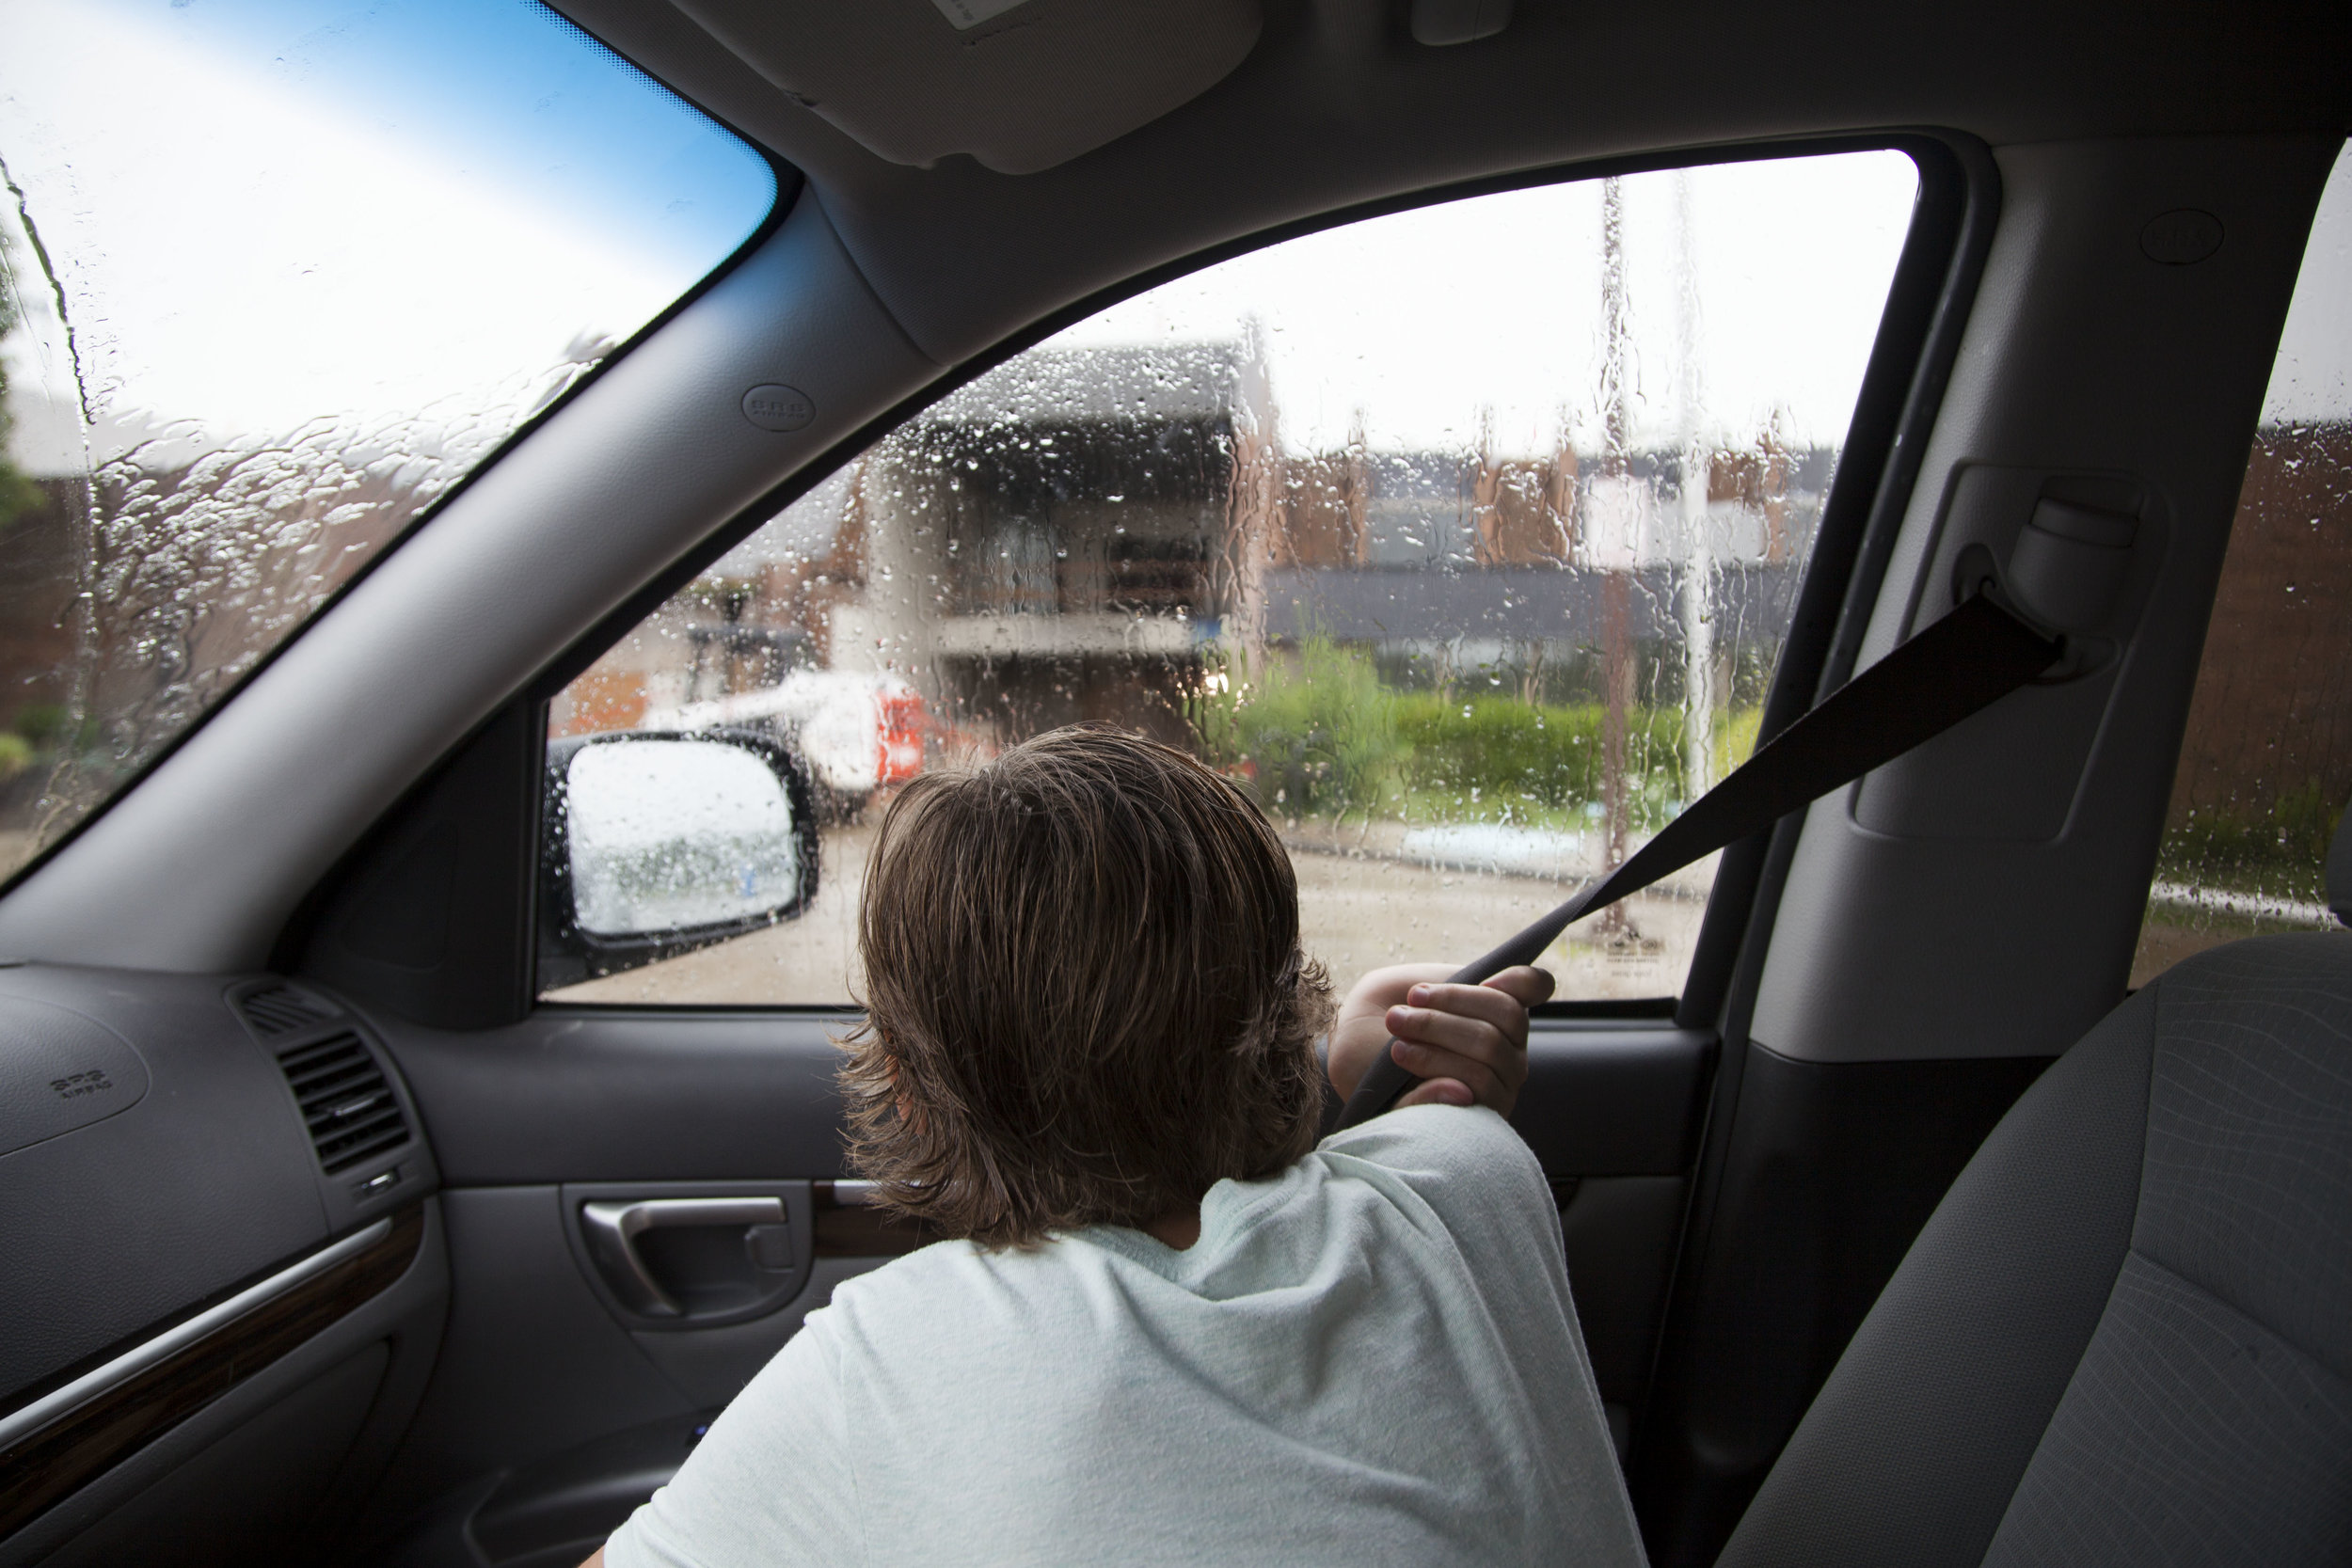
[1334, 592, 2063, 1129]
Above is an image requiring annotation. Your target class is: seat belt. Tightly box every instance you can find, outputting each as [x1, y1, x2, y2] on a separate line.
[1335, 591, 2064, 1129]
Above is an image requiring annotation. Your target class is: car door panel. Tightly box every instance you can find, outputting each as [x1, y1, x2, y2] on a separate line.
[362, 1001, 1714, 1560]
[375, 1011, 847, 1184]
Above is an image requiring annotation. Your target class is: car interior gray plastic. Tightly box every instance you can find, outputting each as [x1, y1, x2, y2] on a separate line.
[1409, 0, 1514, 48]
[0, 1217, 391, 1456]
[224, 980, 442, 1237]
[0, 965, 343, 1403]
[1559, 1176, 1689, 1421]
[1749, 135, 2342, 1065]
[549, 0, 2352, 369]
[1711, 968, 2159, 1568]
[1850, 469, 2167, 842]
[374, 1011, 851, 1186]
[1629, 1045, 2056, 1566]
[293, 705, 540, 1030]
[2004, 495, 2142, 631]
[464, 1410, 723, 1568]
[0, 991, 151, 1159]
[668, 0, 1263, 175]
[43, 1348, 389, 1568]
[1510, 1026, 1714, 1176]
[375, 1009, 1708, 1186]
[366, 1187, 722, 1539]
[559, 1180, 814, 1330]
[0, 1201, 449, 1568]
[0, 188, 935, 978]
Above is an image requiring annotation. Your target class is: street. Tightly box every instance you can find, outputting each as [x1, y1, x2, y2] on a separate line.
[550, 823, 1711, 1006]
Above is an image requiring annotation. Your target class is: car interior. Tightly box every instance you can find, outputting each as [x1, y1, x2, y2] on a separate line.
[0, 1, 2346, 1565]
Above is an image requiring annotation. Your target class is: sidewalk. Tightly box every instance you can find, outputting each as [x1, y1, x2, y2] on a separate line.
[1280, 816, 1720, 900]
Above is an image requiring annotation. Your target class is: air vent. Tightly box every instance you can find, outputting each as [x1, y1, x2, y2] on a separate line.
[277, 1032, 410, 1174]
[238, 982, 335, 1037]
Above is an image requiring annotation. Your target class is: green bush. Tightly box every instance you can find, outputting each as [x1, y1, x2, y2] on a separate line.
[10, 705, 69, 749]
[2155, 776, 2344, 900]
[1395, 696, 1684, 814]
[1194, 640, 1404, 818]
[1195, 641, 1763, 827]
[0, 733, 31, 781]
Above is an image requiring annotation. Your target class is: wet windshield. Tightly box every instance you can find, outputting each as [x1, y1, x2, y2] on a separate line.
[0, 0, 777, 881]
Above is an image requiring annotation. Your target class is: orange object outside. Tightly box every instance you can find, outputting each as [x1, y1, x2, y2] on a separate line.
[877, 689, 926, 786]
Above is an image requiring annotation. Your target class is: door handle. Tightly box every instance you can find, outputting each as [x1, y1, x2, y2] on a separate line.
[580, 1196, 787, 1319]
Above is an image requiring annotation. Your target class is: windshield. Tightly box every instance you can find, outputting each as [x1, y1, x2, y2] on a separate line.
[0, 0, 777, 882]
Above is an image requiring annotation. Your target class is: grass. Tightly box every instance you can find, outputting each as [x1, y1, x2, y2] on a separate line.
[2153, 778, 2343, 904]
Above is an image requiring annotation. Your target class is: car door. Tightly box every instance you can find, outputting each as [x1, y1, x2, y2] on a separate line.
[280, 143, 1954, 1567]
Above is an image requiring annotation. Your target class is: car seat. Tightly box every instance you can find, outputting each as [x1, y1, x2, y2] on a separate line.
[1716, 808, 2352, 1566]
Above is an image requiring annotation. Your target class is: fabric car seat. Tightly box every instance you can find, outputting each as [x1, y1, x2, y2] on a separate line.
[1716, 816, 2352, 1566]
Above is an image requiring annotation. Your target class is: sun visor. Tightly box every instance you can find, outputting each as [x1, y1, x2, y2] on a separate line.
[672, 0, 1263, 175]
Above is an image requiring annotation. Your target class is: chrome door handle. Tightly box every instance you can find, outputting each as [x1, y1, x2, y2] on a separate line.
[580, 1196, 787, 1319]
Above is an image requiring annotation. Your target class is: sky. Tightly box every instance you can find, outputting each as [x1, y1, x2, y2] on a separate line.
[1052, 142, 2352, 454]
[0, 0, 775, 450]
[1056, 150, 1921, 456]
[2264, 146, 2352, 424]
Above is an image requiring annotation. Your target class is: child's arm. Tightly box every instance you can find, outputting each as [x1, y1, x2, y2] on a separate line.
[1325, 964, 1553, 1118]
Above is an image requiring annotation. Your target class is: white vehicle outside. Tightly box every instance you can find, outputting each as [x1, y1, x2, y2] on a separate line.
[644, 670, 925, 808]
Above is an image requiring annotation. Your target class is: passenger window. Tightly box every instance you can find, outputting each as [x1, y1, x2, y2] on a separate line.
[542, 151, 1919, 1005]
[2131, 144, 2352, 986]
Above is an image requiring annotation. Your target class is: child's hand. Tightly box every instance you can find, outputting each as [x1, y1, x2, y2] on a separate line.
[1327, 963, 1555, 1119]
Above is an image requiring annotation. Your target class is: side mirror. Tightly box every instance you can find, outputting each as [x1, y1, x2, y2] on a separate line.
[538, 730, 820, 990]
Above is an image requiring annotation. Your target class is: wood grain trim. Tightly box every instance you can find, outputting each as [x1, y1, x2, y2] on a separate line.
[0, 1207, 423, 1538]
[812, 1180, 942, 1257]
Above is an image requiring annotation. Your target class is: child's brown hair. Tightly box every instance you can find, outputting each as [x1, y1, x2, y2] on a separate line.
[839, 725, 1334, 1248]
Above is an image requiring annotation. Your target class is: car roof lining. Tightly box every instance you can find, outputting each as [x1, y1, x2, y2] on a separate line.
[551, 0, 2352, 366]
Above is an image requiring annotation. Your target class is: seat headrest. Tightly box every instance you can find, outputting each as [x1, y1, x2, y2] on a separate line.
[2329, 796, 2352, 927]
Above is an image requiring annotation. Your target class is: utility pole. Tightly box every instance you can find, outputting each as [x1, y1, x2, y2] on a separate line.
[1597, 176, 1633, 941]
[1674, 170, 1715, 804]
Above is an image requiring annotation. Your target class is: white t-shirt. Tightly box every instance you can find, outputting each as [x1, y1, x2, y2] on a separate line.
[605, 1104, 1647, 1568]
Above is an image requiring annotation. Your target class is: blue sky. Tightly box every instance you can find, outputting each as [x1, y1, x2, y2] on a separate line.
[1058, 150, 1922, 455]
[0, 0, 776, 437]
[133, 0, 776, 277]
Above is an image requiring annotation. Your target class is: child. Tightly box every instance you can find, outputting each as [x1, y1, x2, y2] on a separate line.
[595, 726, 1645, 1567]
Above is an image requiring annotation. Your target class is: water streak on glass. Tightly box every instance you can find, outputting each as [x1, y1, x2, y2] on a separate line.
[548, 152, 1919, 1005]
[0, 0, 777, 880]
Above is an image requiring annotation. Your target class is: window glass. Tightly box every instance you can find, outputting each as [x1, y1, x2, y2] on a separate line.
[2131, 143, 2352, 985]
[546, 151, 1919, 1005]
[0, 0, 776, 881]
